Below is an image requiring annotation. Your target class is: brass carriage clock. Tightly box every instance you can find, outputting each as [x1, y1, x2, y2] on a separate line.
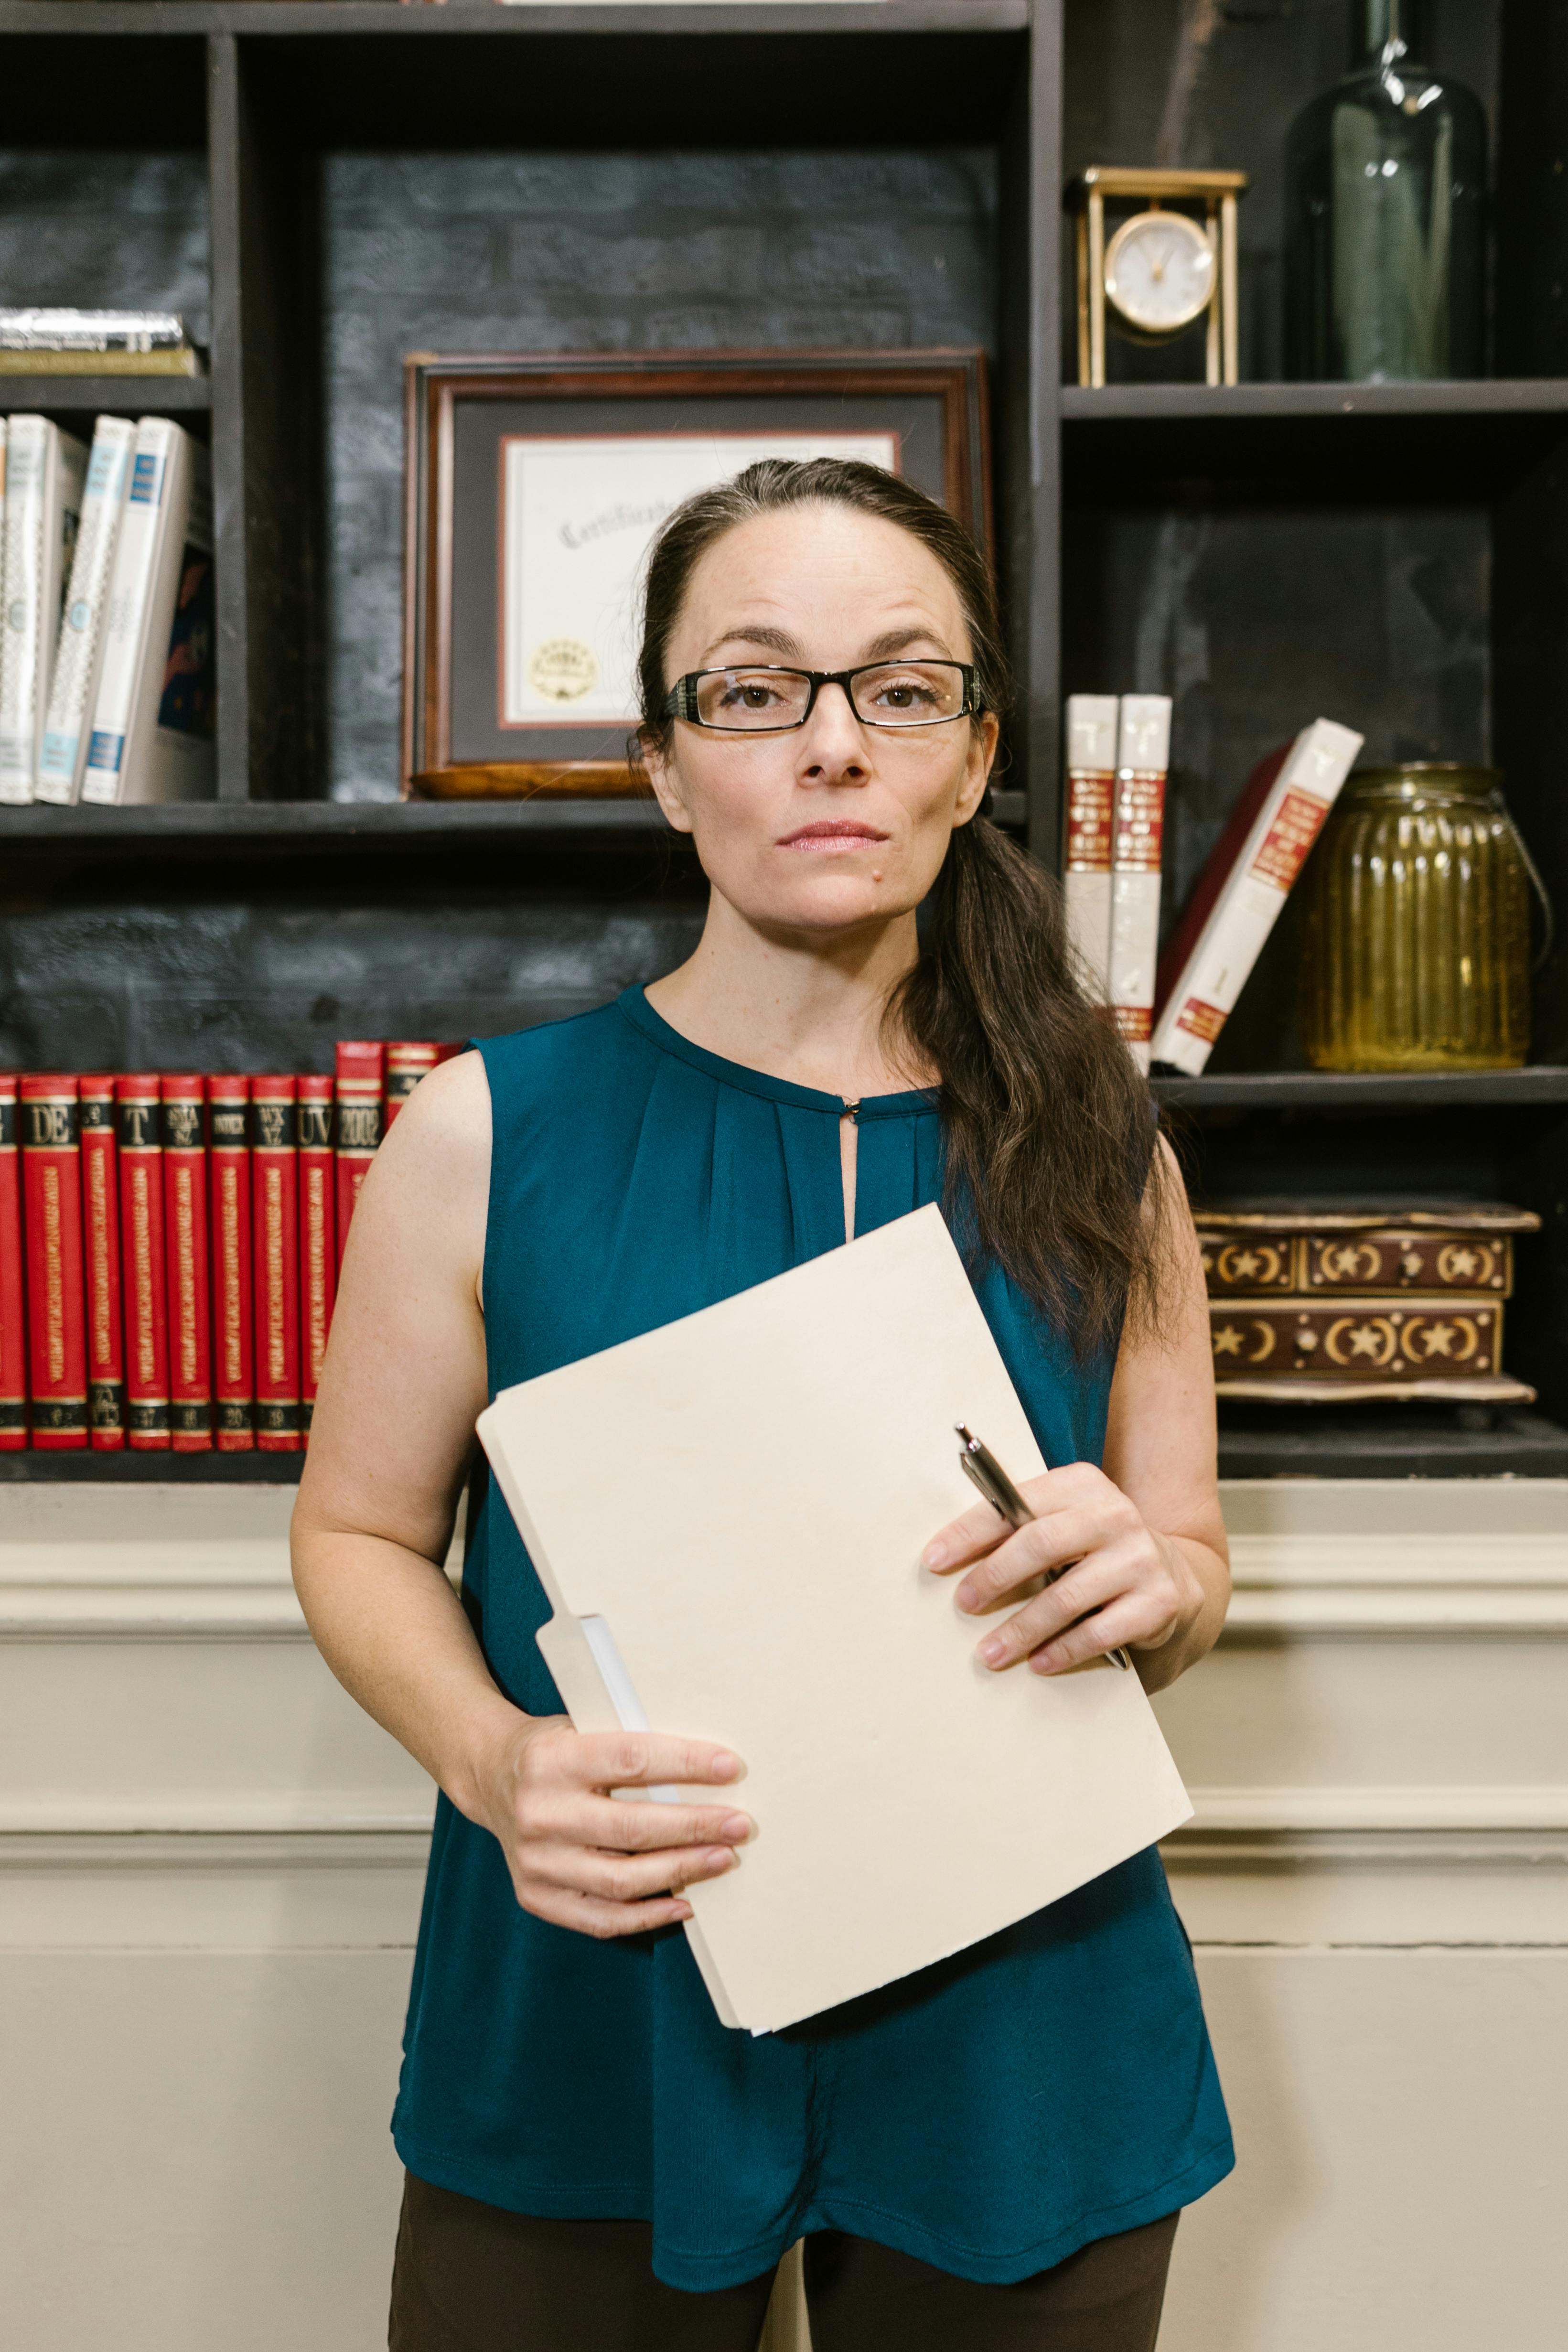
[1069, 168, 1249, 387]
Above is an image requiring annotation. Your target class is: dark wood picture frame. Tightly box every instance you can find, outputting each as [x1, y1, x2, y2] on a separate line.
[401, 349, 992, 800]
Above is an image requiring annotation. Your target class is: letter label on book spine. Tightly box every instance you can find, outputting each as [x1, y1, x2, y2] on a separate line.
[20, 1075, 87, 1447]
[79, 1078, 126, 1447]
[117, 1074, 171, 1448]
[1108, 695, 1172, 1073]
[210, 1077, 255, 1450]
[0, 1077, 29, 1448]
[1062, 696, 1118, 1002]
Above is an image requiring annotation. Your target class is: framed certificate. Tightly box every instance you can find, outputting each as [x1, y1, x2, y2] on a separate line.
[401, 350, 991, 799]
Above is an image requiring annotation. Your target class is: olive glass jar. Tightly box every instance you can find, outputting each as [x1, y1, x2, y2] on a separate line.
[1302, 765, 1533, 1071]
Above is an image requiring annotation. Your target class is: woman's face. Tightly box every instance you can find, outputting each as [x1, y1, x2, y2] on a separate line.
[644, 503, 999, 938]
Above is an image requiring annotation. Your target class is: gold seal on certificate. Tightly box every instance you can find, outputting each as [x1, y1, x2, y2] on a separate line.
[525, 637, 599, 704]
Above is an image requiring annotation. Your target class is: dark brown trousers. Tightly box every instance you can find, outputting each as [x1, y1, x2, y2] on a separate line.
[389, 2172, 1179, 2352]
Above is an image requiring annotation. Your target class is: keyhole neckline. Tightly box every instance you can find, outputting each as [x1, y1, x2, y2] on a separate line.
[618, 988, 938, 1121]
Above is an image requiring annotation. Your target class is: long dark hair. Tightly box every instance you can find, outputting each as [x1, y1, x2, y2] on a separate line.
[635, 458, 1167, 1354]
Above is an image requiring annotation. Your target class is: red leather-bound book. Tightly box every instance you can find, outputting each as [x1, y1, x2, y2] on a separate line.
[384, 1041, 438, 1128]
[161, 1075, 212, 1451]
[209, 1076, 254, 1451]
[0, 1075, 29, 1449]
[79, 1077, 126, 1450]
[252, 1074, 300, 1452]
[20, 1074, 88, 1449]
[297, 1073, 336, 1439]
[118, 1073, 170, 1450]
[334, 1041, 383, 1275]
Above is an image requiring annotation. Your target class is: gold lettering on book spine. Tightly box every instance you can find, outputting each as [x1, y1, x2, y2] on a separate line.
[217, 1164, 243, 1388]
[264, 1165, 286, 1385]
[86, 1150, 112, 1368]
[41, 1166, 64, 1384]
[173, 1168, 198, 1385]
[304, 1166, 329, 1379]
[130, 1170, 156, 1385]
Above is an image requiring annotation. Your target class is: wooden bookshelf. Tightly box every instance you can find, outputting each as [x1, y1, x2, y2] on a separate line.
[0, 0, 1565, 1477]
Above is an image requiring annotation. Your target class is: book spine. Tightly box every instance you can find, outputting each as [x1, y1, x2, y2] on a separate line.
[252, 1075, 301, 1452]
[0, 1073, 27, 1450]
[384, 1041, 439, 1128]
[117, 1073, 170, 1450]
[1108, 694, 1172, 1075]
[1062, 696, 1119, 1002]
[209, 1077, 254, 1451]
[20, 1074, 87, 1447]
[137, 438, 214, 804]
[37, 416, 135, 805]
[1150, 718, 1365, 1076]
[79, 1077, 126, 1449]
[161, 1074, 212, 1451]
[297, 1074, 336, 1438]
[334, 1041, 384, 1276]
[0, 415, 48, 803]
[81, 419, 175, 806]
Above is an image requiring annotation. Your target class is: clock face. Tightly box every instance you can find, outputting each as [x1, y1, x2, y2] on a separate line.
[1103, 209, 1215, 334]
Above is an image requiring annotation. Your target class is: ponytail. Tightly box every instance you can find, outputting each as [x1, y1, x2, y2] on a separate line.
[894, 814, 1165, 1354]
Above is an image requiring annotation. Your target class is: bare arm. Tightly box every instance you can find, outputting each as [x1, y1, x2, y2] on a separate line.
[922, 1138, 1230, 1694]
[290, 1052, 750, 1938]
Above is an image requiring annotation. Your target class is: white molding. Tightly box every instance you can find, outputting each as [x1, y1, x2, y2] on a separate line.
[0, 1585, 310, 1639]
[0, 1830, 433, 1873]
[2, 1787, 1564, 1868]
[0, 1793, 438, 1838]
[1186, 1784, 1568, 1833]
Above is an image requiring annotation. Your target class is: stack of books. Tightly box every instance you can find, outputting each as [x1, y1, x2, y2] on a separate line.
[1197, 1201, 1540, 1404]
[0, 310, 204, 378]
[0, 410, 214, 806]
[1062, 693, 1171, 1074]
[0, 1041, 452, 1457]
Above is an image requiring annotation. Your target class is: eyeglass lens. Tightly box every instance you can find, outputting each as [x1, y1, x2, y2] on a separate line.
[693, 664, 967, 730]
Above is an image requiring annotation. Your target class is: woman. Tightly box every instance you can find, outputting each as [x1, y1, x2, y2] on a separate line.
[292, 458, 1234, 2352]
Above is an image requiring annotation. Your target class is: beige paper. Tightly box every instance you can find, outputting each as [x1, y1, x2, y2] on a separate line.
[477, 1204, 1192, 2033]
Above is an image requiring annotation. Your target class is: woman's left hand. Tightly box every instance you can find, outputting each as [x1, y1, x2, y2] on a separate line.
[921, 1461, 1210, 1676]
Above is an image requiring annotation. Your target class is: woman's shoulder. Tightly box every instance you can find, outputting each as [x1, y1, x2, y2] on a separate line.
[471, 994, 649, 1102]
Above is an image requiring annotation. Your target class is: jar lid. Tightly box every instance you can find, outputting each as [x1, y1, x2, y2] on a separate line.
[1345, 761, 1503, 801]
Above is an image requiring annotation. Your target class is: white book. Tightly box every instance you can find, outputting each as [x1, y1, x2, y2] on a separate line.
[36, 415, 137, 805]
[1150, 717, 1365, 1075]
[0, 415, 88, 804]
[82, 417, 215, 805]
[1108, 693, 1172, 1074]
[1062, 694, 1118, 1001]
[478, 1204, 1191, 2036]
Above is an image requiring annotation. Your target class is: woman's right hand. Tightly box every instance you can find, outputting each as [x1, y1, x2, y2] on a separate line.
[472, 1714, 753, 1941]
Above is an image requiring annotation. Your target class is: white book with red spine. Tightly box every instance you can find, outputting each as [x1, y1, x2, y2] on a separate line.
[1149, 716, 1364, 1075]
[1062, 695, 1118, 1001]
[1108, 694, 1172, 1073]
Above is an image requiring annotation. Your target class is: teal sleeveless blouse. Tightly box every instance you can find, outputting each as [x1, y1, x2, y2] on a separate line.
[392, 987, 1233, 2291]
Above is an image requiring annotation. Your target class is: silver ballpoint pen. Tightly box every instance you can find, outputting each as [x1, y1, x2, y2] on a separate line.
[955, 1424, 1133, 1672]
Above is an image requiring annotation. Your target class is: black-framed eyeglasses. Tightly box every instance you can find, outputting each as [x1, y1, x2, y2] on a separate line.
[662, 661, 980, 734]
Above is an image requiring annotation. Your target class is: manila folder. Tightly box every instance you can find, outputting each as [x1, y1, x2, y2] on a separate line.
[476, 1202, 1192, 2035]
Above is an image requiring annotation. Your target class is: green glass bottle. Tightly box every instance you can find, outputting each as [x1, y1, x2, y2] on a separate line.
[1285, 0, 1487, 380]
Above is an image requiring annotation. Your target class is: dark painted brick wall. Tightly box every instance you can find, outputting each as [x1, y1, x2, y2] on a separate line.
[323, 148, 999, 800]
[0, 867, 706, 1073]
[1066, 502, 1492, 926]
[0, 152, 209, 344]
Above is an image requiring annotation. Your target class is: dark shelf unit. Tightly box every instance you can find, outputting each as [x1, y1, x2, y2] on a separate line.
[1, 0, 1567, 1478]
[0, 1449, 301, 1485]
